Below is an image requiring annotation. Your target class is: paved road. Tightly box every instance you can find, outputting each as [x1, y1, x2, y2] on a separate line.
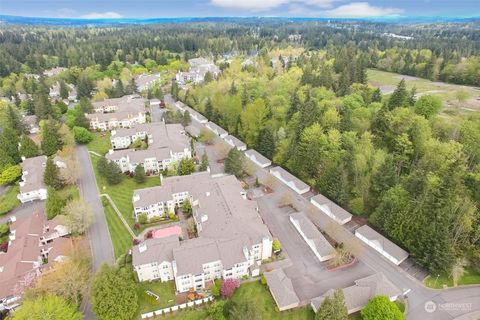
[167, 95, 480, 320]
[0, 200, 44, 224]
[77, 145, 115, 270]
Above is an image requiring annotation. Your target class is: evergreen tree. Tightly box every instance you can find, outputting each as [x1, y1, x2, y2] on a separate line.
[79, 97, 93, 113]
[387, 79, 409, 110]
[315, 290, 348, 320]
[229, 81, 238, 95]
[19, 135, 40, 158]
[41, 123, 62, 156]
[25, 99, 35, 115]
[336, 68, 351, 97]
[59, 80, 69, 99]
[74, 109, 90, 129]
[199, 153, 209, 171]
[255, 127, 276, 159]
[44, 157, 63, 190]
[6, 105, 26, 135]
[0, 127, 21, 166]
[77, 74, 94, 99]
[34, 90, 54, 120]
[177, 158, 195, 176]
[204, 98, 214, 119]
[45, 187, 66, 219]
[224, 148, 246, 178]
[371, 88, 382, 103]
[126, 78, 137, 94]
[102, 161, 123, 185]
[134, 165, 146, 184]
[181, 110, 191, 127]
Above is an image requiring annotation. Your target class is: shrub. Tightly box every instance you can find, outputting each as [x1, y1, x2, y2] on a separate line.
[73, 126, 94, 144]
[168, 212, 176, 220]
[220, 278, 240, 298]
[133, 239, 141, 246]
[260, 274, 267, 285]
[133, 223, 141, 230]
[138, 214, 148, 225]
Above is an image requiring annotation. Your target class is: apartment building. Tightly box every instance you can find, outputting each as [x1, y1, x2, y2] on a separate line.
[132, 172, 273, 293]
[106, 122, 191, 173]
[135, 73, 161, 92]
[87, 95, 146, 131]
[175, 58, 220, 85]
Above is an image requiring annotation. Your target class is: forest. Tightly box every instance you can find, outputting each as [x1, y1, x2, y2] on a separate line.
[0, 20, 479, 276]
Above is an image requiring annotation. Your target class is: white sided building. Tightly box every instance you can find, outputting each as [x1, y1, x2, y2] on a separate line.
[205, 121, 228, 138]
[355, 225, 409, 265]
[310, 194, 352, 225]
[245, 149, 271, 168]
[269, 166, 310, 194]
[224, 135, 247, 151]
[132, 172, 273, 293]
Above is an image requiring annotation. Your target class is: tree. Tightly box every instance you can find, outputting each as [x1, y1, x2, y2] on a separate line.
[19, 135, 40, 158]
[5, 105, 26, 135]
[74, 109, 90, 129]
[58, 148, 81, 185]
[78, 97, 93, 113]
[181, 110, 191, 127]
[73, 126, 94, 144]
[45, 187, 66, 219]
[361, 296, 405, 320]
[0, 127, 20, 166]
[255, 127, 276, 158]
[98, 158, 123, 185]
[204, 98, 214, 119]
[90, 264, 138, 320]
[77, 73, 94, 99]
[177, 158, 196, 176]
[414, 95, 442, 119]
[64, 198, 94, 235]
[41, 122, 63, 156]
[199, 153, 209, 171]
[388, 79, 409, 110]
[134, 165, 146, 183]
[220, 278, 240, 298]
[224, 148, 246, 178]
[315, 289, 348, 320]
[272, 239, 281, 252]
[12, 294, 82, 320]
[28, 247, 91, 306]
[199, 128, 216, 144]
[182, 199, 192, 217]
[59, 80, 69, 99]
[44, 157, 64, 190]
[211, 279, 222, 298]
[0, 164, 21, 185]
[206, 300, 226, 320]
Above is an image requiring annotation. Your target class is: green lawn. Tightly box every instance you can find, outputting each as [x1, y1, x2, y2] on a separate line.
[87, 131, 112, 155]
[0, 184, 21, 215]
[103, 202, 132, 259]
[173, 281, 314, 320]
[424, 267, 480, 289]
[90, 155, 161, 233]
[136, 281, 176, 317]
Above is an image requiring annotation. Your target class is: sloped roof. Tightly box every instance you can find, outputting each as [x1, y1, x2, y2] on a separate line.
[310, 193, 352, 222]
[264, 269, 299, 310]
[290, 211, 334, 259]
[355, 225, 409, 263]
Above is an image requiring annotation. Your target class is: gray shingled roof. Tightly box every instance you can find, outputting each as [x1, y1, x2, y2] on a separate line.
[224, 135, 246, 149]
[270, 166, 310, 192]
[310, 193, 352, 222]
[264, 269, 299, 310]
[206, 122, 228, 136]
[245, 149, 271, 167]
[355, 225, 409, 263]
[290, 212, 334, 259]
[132, 235, 180, 266]
[311, 273, 402, 314]
[19, 155, 47, 193]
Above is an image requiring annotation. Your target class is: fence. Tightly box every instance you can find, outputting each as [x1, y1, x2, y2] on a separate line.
[141, 296, 214, 319]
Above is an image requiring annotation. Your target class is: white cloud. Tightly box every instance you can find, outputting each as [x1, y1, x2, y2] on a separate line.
[210, 0, 338, 11]
[325, 2, 403, 17]
[80, 11, 123, 19]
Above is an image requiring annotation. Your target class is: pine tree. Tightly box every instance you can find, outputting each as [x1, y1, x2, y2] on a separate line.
[44, 157, 64, 190]
[181, 110, 191, 127]
[336, 68, 351, 97]
[372, 88, 382, 102]
[255, 127, 276, 159]
[19, 135, 40, 158]
[74, 110, 90, 129]
[77, 74, 94, 99]
[25, 99, 35, 115]
[224, 148, 246, 178]
[204, 98, 213, 119]
[229, 81, 238, 95]
[41, 123, 63, 156]
[0, 127, 20, 166]
[134, 165, 146, 183]
[45, 187, 66, 219]
[59, 80, 69, 99]
[79, 97, 93, 113]
[6, 105, 26, 135]
[387, 79, 409, 110]
[315, 290, 348, 320]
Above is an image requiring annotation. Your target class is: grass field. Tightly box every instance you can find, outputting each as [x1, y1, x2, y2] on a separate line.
[173, 281, 314, 320]
[424, 267, 480, 289]
[0, 184, 21, 215]
[90, 155, 161, 233]
[367, 69, 480, 115]
[87, 131, 112, 155]
[103, 202, 132, 259]
[135, 281, 176, 317]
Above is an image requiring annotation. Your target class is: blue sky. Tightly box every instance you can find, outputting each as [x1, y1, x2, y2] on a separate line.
[1, 0, 479, 19]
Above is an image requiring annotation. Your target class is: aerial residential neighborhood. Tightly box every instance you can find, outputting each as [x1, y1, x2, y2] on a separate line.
[0, 3, 480, 320]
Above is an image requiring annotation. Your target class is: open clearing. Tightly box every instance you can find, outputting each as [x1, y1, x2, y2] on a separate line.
[368, 69, 480, 115]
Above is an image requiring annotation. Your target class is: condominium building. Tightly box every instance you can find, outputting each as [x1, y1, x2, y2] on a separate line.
[175, 58, 220, 85]
[135, 73, 161, 92]
[106, 122, 191, 173]
[87, 95, 146, 131]
[132, 172, 273, 292]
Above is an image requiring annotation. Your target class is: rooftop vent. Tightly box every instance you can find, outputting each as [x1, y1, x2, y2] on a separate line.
[139, 242, 147, 253]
